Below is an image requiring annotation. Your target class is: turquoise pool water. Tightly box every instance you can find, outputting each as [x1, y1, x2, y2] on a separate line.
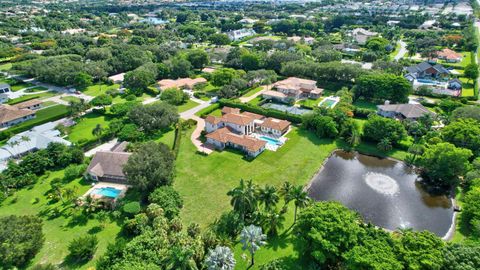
[260, 136, 281, 146]
[321, 99, 336, 108]
[92, 187, 122, 198]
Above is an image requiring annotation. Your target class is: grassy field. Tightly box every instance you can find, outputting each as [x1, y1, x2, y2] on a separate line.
[7, 92, 58, 104]
[11, 82, 34, 91]
[248, 96, 263, 106]
[460, 77, 475, 97]
[438, 51, 473, 68]
[60, 96, 81, 103]
[177, 99, 199, 112]
[0, 63, 12, 71]
[242, 86, 263, 97]
[154, 128, 176, 149]
[297, 97, 321, 108]
[174, 127, 407, 269]
[111, 92, 156, 104]
[353, 99, 377, 110]
[0, 169, 122, 269]
[67, 113, 112, 143]
[83, 84, 120, 97]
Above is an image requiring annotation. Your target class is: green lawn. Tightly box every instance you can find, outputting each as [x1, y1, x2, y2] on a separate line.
[112, 92, 155, 104]
[82, 84, 120, 97]
[67, 113, 111, 143]
[0, 169, 121, 269]
[438, 51, 473, 68]
[177, 99, 199, 112]
[460, 77, 475, 97]
[242, 86, 263, 98]
[60, 96, 81, 103]
[297, 97, 321, 108]
[42, 101, 57, 107]
[11, 82, 34, 91]
[353, 100, 378, 110]
[248, 96, 263, 106]
[0, 63, 12, 71]
[389, 41, 402, 60]
[174, 127, 407, 268]
[154, 128, 176, 149]
[7, 92, 58, 105]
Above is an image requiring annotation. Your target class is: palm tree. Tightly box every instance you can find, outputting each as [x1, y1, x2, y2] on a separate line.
[262, 209, 285, 236]
[240, 225, 266, 267]
[377, 138, 392, 152]
[204, 246, 236, 270]
[258, 185, 279, 211]
[167, 246, 198, 270]
[92, 124, 103, 137]
[279, 181, 293, 206]
[287, 185, 310, 224]
[63, 186, 78, 204]
[227, 179, 257, 222]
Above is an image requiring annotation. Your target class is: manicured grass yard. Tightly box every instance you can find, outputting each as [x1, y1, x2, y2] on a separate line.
[177, 99, 199, 112]
[60, 96, 81, 103]
[248, 96, 263, 106]
[11, 82, 34, 91]
[0, 62, 12, 71]
[67, 113, 111, 143]
[297, 97, 321, 108]
[83, 84, 120, 97]
[154, 128, 176, 149]
[242, 86, 263, 97]
[353, 99, 378, 110]
[174, 127, 407, 268]
[0, 170, 121, 269]
[7, 91, 58, 104]
[460, 77, 475, 97]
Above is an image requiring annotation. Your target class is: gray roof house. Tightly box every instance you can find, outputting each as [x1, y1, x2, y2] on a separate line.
[86, 150, 131, 184]
[377, 103, 435, 120]
[404, 61, 450, 81]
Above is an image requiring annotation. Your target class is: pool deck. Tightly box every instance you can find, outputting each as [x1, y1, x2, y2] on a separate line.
[82, 182, 129, 200]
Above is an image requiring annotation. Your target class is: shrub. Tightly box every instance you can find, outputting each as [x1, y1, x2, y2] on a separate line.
[123, 202, 141, 217]
[148, 186, 183, 219]
[63, 164, 86, 181]
[68, 235, 98, 261]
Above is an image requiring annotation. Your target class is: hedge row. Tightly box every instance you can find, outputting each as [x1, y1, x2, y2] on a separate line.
[218, 99, 303, 123]
[197, 103, 220, 118]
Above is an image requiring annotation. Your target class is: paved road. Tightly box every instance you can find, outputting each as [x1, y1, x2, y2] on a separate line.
[393, 40, 408, 61]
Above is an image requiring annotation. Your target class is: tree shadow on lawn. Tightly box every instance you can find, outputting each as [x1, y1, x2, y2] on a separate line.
[61, 254, 91, 269]
[296, 128, 336, 147]
[264, 232, 294, 251]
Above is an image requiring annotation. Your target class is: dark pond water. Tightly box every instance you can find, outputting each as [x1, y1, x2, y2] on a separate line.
[307, 150, 454, 237]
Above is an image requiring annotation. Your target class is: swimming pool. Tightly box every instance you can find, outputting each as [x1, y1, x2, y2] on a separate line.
[91, 187, 122, 198]
[318, 96, 340, 109]
[259, 136, 282, 146]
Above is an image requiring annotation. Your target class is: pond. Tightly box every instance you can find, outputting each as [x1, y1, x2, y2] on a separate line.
[307, 150, 454, 237]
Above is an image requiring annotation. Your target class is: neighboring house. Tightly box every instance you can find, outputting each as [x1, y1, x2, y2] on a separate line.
[351, 28, 378, 45]
[86, 148, 131, 184]
[448, 78, 462, 90]
[0, 122, 71, 166]
[0, 94, 9, 104]
[204, 107, 291, 157]
[259, 118, 291, 136]
[377, 103, 435, 121]
[419, 20, 437, 30]
[287, 36, 315, 45]
[436, 48, 462, 63]
[226, 28, 256, 41]
[404, 61, 450, 81]
[0, 104, 36, 128]
[14, 99, 42, 110]
[108, 73, 125, 84]
[0, 83, 11, 94]
[158, 77, 207, 90]
[262, 77, 323, 102]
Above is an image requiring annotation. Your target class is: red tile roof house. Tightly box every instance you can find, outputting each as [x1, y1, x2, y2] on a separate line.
[263, 77, 323, 103]
[158, 77, 207, 90]
[436, 48, 463, 63]
[204, 107, 291, 157]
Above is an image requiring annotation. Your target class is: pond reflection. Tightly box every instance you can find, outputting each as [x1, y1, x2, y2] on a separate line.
[307, 150, 453, 236]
